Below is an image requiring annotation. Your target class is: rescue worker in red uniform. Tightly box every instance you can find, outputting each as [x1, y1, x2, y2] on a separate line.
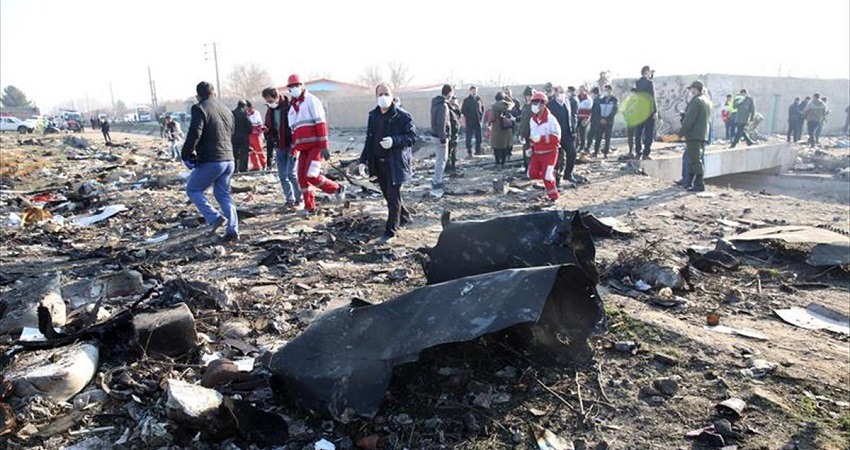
[527, 91, 562, 202]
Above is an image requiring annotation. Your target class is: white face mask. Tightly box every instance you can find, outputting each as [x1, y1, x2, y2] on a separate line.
[531, 104, 541, 114]
[556, 93, 566, 103]
[377, 95, 393, 109]
[289, 87, 302, 98]
[266, 101, 278, 109]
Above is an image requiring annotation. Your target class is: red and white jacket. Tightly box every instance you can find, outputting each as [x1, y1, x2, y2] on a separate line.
[247, 109, 264, 135]
[288, 91, 328, 153]
[529, 107, 562, 154]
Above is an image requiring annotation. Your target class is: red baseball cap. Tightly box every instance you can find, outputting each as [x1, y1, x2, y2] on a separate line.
[287, 74, 302, 86]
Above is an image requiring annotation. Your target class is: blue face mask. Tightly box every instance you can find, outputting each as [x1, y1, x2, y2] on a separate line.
[290, 87, 302, 98]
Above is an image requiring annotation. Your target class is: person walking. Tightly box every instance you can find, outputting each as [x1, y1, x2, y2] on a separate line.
[803, 93, 827, 147]
[461, 85, 485, 157]
[286, 74, 345, 213]
[430, 84, 453, 189]
[164, 115, 184, 160]
[100, 117, 111, 144]
[526, 91, 562, 202]
[357, 83, 416, 243]
[262, 86, 302, 209]
[634, 65, 657, 159]
[730, 89, 755, 148]
[489, 92, 515, 168]
[181, 81, 239, 242]
[231, 100, 252, 172]
[593, 84, 619, 157]
[678, 80, 712, 192]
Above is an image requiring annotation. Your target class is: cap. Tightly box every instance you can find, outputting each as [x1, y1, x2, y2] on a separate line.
[531, 91, 548, 103]
[287, 74, 302, 86]
[689, 80, 704, 91]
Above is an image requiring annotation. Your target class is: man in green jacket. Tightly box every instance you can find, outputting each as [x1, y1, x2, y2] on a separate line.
[679, 80, 712, 192]
[730, 88, 755, 148]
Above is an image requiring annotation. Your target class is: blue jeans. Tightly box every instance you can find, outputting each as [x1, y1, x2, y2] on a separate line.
[186, 161, 238, 235]
[275, 148, 301, 204]
[170, 141, 180, 160]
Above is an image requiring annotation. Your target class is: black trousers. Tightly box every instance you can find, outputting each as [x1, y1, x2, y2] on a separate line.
[732, 122, 753, 146]
[465, 122, 482, 153]
[494, 147, 510, 165]
[807, 120, 820, 146]
[233, 142, 249, 172]
[562, 138, 577, 179]
[102, 131, 111, 143]
[376, 159, 410, 237]
[635, 116, 656, 156]
[594, 122, 613, 155]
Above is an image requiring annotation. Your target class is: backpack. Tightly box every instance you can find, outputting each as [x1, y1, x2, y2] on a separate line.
[498, 111, 515, 130]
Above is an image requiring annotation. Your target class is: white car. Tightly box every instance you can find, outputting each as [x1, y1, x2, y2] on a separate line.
[23, 115, 43, 130]
[0, 116, 34, 133]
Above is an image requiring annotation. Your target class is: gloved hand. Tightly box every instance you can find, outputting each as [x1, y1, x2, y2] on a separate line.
[357, 163, 367, 178]
[182, 159, 196, 169]
[379, 137, 393, 149]
[321, 148, 331, 160]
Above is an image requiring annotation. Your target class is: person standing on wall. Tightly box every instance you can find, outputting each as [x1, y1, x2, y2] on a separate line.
[181, 81, 239, 243]
[358, 83, 416, 243]
[787, 97, 803, 143]
[634, 65, 657, 160]
[461, 85, 485, 157]
[730, 88, 755, 148]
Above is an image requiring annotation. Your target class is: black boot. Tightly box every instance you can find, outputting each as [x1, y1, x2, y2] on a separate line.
[687, 174, 705, 192]
[674, 174, 693, 188]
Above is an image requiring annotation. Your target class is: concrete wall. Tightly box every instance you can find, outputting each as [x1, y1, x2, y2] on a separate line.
[639, 142, 798, 181]
[316, 75, 850, 136]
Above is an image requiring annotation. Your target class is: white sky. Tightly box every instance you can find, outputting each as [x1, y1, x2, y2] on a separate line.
[1, 0, 848, 112]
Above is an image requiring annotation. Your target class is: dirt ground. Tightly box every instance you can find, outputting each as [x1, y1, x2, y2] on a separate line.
[0, 128, 848, 450]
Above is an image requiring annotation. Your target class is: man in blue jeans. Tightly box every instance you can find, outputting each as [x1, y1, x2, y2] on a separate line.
[181, 81, 239, 243]
[262, 87, 302, 209]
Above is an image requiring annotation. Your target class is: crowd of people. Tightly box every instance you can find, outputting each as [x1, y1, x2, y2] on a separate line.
[177, 65, 846, 245]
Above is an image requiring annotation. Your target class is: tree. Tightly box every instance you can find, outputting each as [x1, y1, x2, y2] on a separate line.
[1, 85, 34, 108]
[224, 63, 273, 100]
[387, 61, 412, 91]
[114, 100, 128, 118]
[358, 65, 384, 90]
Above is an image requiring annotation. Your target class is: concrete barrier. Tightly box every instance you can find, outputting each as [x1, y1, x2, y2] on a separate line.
[639, 142, 797, 181]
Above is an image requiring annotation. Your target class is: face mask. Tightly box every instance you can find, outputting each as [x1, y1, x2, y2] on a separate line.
[531, 104, 541, 114]
[266, 101, 279, 109]
[377, 95, 393, 109]
[289, 87, 302, 98]
[556, 93, 566, 103]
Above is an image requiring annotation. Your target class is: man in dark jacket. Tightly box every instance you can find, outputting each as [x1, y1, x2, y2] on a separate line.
[461, 85, 484, 156]
[587, 87, 602, 156]
[182, 81, 238, 242]
[549, 85, 576, 185]
[231, 100, 252, 172]
[678, 80, 712, 192]
[730, 89, 755, 148]
[594, 84, 619, 157]
[517, 85, 535, 169]
[430, 84, 452, 189]
[262, 87, 301, 208]
[787, 97, 803, 143]
[358, 83, 416, 242]
[447, 96, 461, 173]
[634, 65, 657, 160]
[100, 117, 111, 144]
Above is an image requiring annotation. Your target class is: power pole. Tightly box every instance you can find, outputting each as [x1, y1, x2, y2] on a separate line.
[148, 66, 158, 114]
[204, 42, 221, 95]
[109, 82, 115, 110]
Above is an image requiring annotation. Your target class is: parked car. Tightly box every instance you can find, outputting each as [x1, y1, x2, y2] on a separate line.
[23, 115, 44, 130]
[0, 116, 33, 133]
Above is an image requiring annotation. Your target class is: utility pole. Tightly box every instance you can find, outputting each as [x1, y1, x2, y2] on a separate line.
[148, 66, 158, 113]
[109, 82, 115, 109]
[204, 42, 221, 95]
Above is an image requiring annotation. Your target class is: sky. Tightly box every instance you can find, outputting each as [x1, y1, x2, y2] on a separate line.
[1, 0, 848, 112]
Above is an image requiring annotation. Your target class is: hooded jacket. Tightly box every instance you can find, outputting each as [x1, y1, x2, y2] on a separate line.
[430, 96, 449, 141]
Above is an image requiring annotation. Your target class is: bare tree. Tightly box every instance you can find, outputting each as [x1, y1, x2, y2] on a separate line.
[224, 63, 273, 100]
[387, 61, 412, 91]
[358, 65, 384, 90]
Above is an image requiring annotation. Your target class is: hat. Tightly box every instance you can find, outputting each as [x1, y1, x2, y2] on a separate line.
[531, 91, 548, 103]
[689, 80, 704, 91]
[287, 74, 302, 86]
[523, 85, 534, 97]
[237, 99, 247, 108]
